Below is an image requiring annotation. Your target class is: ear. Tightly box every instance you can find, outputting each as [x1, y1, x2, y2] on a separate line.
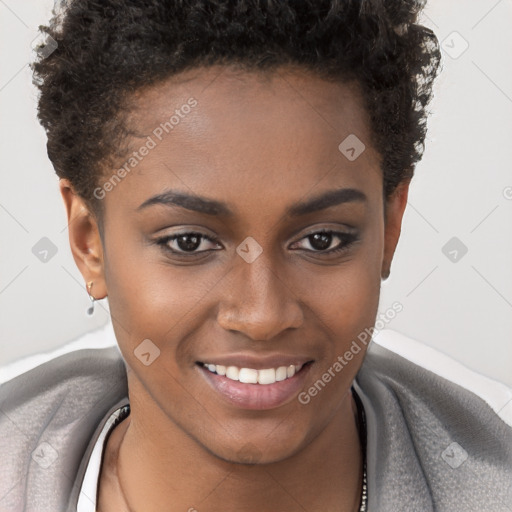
[381, 179, 410, 280]
[59, 179, 107, 299]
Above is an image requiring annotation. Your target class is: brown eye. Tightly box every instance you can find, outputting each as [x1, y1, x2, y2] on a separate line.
[293, 230, 359, 255]
[156, 232, 221, 255]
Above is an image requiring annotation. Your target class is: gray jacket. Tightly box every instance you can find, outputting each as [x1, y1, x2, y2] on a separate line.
[0, 341, 511, 512]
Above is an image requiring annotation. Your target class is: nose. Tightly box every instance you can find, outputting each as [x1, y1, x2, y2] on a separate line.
[217, 255, 304, 341]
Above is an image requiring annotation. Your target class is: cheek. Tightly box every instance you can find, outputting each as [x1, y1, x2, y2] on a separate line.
[103, 246, 211, 421]
[298, 243, 382, 391]
[300, 250, 381, 332]
[103, 230, 226, 366]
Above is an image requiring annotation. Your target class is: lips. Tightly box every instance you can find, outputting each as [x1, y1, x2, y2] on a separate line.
[196, 355, 314, 410]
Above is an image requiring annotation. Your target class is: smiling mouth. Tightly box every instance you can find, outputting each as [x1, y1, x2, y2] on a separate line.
[196, 361, 314, 385]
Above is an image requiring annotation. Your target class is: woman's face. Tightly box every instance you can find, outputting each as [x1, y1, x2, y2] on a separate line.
[65, 65, 408, 464]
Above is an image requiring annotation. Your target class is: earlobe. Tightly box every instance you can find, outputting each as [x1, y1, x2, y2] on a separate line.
[59, 179, 108, 299]
[381, 180, 410, 280]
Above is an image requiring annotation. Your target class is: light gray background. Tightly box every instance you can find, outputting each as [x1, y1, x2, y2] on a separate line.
[1, 0, 511, 386]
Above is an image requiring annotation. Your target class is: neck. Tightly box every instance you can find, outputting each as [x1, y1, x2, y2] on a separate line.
[99, 388, 364, 512]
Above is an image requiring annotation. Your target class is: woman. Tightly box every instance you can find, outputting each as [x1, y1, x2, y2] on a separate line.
[1, 0, 511, 511]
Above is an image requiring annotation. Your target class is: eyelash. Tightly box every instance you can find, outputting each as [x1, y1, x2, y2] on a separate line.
[155, 229, 359, 258]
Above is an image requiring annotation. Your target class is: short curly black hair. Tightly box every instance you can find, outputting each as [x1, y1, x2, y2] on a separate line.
[31, 0, 441, 223]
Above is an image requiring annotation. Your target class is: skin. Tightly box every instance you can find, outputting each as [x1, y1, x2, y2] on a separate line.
[60, 65, 409, 511]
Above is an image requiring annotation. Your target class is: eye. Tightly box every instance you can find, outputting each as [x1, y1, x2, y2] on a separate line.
[155, 232, 221, 256]
[291, 229, 359, 255]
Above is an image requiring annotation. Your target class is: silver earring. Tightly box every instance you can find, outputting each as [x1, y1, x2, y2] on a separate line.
[86, 281, 96, 315]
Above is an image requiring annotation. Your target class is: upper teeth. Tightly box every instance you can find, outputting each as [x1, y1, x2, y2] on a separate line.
[203, 363, 303, 384]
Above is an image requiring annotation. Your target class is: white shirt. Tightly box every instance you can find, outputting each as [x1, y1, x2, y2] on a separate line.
[1, 323, 511, 512]
[77, 405, 127, 512]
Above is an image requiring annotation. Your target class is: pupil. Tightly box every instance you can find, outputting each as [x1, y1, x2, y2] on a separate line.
[310, 232, 332, 251]
[178, 234, 201, 251]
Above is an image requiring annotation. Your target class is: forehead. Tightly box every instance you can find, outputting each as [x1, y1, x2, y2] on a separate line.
[102, 65, 382, 218]
[126, 65, 373, 147]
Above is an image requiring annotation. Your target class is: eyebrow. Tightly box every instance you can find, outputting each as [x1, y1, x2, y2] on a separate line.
[136, 187, 367, 217]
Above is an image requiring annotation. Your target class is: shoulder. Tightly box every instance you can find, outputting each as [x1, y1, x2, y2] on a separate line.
[363, 328, 512, 427]
[356, 328, 512, 511]
[0, 322, 128, 423]
[0, 322, 128, 417]
[0, 324, 128, 511]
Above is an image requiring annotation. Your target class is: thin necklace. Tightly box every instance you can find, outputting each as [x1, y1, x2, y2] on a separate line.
[353, 387, 368, 512]
[111, 398, 368, 512]
[359, 466, 368, 512]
